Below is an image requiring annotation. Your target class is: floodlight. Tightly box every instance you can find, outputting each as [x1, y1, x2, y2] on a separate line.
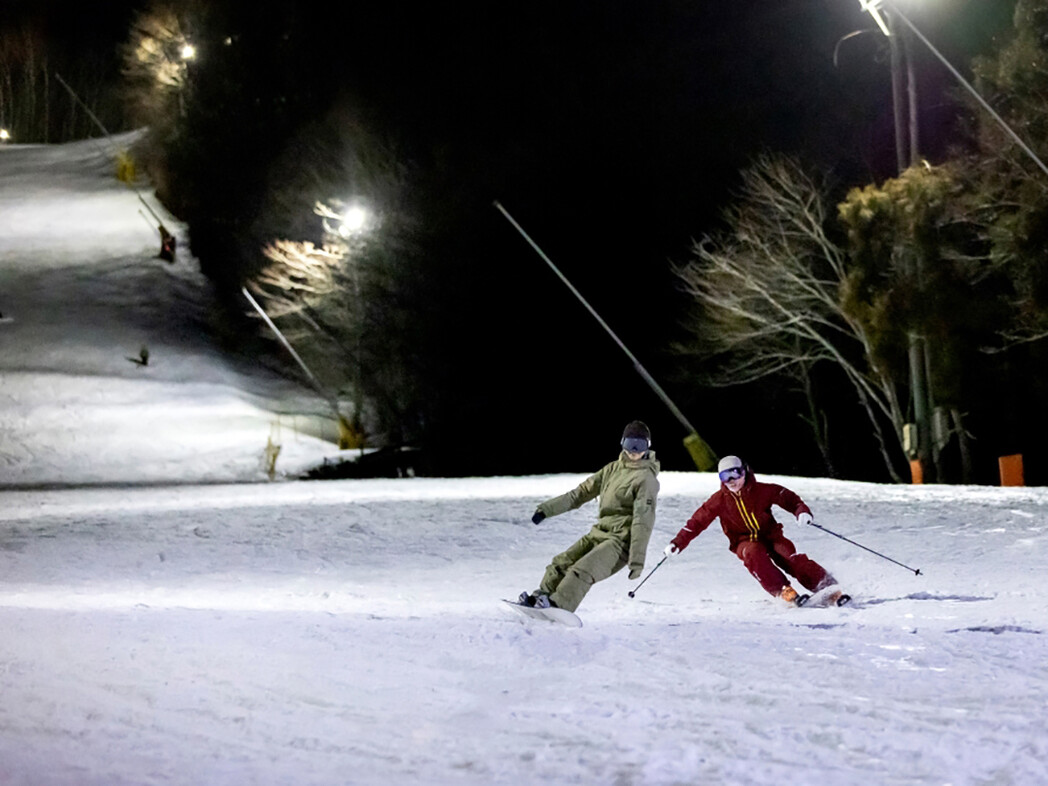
[859, 0, 892, 37]
[339, 205, 368, 237]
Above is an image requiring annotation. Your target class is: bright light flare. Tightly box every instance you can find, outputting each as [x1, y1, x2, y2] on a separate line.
[859, 0, 892, 37]
[0, 128, 9, 142]
[339, 205, 369, 237]
[180, 43, 197, 60]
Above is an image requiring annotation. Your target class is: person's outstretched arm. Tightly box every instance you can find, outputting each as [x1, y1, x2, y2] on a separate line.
[533, 466, 606, 521]
[668, 495, 719, 553]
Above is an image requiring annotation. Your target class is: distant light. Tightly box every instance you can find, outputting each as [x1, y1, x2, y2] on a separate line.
[859, 0, 892, 37]
[0, 129, 9, 142]
[339, 205, 369, 237]
[181, 43, 197, 60]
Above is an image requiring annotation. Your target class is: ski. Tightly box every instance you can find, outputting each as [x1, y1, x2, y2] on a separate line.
[798, 585, 852, 608]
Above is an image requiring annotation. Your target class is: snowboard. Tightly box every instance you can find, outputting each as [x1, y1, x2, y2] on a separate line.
[502, 599, 583, 628]
[798, 585, 852, 608]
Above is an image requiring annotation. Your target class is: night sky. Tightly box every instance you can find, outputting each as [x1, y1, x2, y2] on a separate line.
[4, 1, 1018, 477]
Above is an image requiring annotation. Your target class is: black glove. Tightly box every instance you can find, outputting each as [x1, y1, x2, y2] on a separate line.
[531, 510, 546, 525]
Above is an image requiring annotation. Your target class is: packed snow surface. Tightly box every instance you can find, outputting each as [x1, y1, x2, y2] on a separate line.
[2, 139, 1047, 785]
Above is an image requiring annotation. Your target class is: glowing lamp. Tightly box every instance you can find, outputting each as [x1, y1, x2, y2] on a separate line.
[859, 0, 892, 37]
[339, 205, 368, 237]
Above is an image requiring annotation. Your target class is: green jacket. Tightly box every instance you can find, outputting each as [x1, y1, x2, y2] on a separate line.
[537, 450, 660, 572]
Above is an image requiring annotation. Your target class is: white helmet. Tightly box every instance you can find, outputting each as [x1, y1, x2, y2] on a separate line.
[717, 455, 744, 473]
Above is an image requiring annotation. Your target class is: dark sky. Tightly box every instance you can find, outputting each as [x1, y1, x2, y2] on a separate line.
[362, 0, 1015, 475]
[3, 1, 141, 50]
[3, 0, 1019, 476]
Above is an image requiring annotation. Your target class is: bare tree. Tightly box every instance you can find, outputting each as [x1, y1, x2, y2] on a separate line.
[675, 154, 907, 481]
[121, 1, 196, 129]
[0, 20, 120, 143]
[253, 236, 344, 319]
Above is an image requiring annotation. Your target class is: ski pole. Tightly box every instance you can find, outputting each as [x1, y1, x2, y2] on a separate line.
[808, 522, 922, 576]
[628, 556, 668, 598]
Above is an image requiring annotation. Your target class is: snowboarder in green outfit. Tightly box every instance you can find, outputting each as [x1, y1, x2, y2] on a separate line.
[519, 420, 660, 613]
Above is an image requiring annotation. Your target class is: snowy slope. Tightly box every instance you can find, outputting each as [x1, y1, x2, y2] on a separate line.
[1, 475, 1046, 785]
[0, 135, 338, 487]
[1, 138, 1046, 786]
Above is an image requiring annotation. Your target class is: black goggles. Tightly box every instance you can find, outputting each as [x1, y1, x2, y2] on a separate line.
[718, 466, 745, 483]
[621, 437, 650, 454]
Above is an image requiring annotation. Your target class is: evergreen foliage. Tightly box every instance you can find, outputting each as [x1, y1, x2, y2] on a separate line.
[968, 0, 1048, 337]
[121, 0, 1048, 481]
[676, 1, 1048, 483]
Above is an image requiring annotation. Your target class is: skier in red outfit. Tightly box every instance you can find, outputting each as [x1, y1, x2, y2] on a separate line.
[664, 455, 847, 606]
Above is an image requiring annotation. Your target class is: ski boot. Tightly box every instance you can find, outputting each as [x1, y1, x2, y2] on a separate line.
[829, 591, 852, 607]
[780, 586, 811, 607]
[518, 591, 551, 609]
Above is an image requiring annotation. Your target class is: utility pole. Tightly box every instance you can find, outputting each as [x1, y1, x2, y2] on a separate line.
[888, 12, 933, 483]
[860, 0, 1048, 484]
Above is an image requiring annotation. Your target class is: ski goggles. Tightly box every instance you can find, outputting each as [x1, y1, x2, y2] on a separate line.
[718, 466, 745, 483]
[621, 437, 650, 454]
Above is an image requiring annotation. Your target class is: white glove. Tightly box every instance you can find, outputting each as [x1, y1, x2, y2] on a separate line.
[797, 512, 813, 526]
[663, 543, 679, 557]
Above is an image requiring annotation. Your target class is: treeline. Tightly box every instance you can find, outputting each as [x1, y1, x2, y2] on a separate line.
[123, 0, 1048, 482]
[9, 0, 1047, 482]
[122, 0, 564, 474]
[675, 0, 1048, 484]
[0, 7, 131, 142]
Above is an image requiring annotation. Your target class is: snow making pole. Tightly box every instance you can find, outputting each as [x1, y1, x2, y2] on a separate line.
[493, 200, 717, 471]
[54, 72, 175, 259]
[242, 286, 356, 449]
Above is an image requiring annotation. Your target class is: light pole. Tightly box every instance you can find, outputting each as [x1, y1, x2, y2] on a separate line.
[858, 0, 1048, 484]
[878, 0, 1048, 179]
[856, 0, 934, 483]
[329, 201, 373, 452]
[175, 41, 195, 117]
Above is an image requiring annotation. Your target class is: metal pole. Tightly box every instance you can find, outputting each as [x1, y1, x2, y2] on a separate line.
[808, 521, 922, 576]
[903, 25, 920, 167]
[55, 72, 171, 237]
[493, 200, 716, 470]
[881, 0, 1048, 180]
[242, 287, 329, 401]
[888, 21, 908, 174]
[886, 13, 932, 483]
[242, 286, 357, 449]
[628, 556, 668, 598]
[53, 73, 112, 151]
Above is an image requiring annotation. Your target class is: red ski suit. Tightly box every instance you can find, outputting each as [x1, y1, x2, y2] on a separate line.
[670, 472, 833, 596]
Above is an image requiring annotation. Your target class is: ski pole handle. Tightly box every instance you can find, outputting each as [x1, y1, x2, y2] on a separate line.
[628, 556, 668, 598]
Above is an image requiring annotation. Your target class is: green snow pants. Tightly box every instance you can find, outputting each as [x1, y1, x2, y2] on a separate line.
[538, 532, 628, 612]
